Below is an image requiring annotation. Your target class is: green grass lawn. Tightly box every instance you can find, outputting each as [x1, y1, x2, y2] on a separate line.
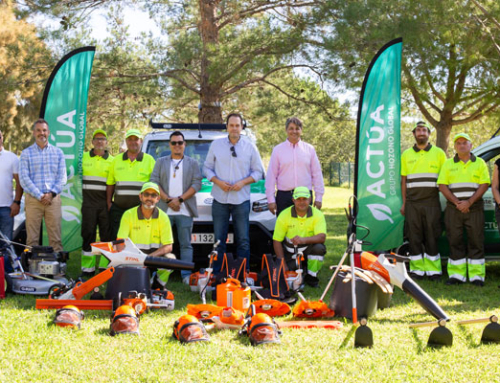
[2, 186, 500, 382]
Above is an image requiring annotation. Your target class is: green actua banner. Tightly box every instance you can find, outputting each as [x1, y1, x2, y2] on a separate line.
[39, 46, 96, 252]
[354, 38, 403, 251]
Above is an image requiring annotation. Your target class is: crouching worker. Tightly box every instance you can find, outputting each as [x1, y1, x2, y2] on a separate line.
[117, 182, 175, 287]
[272, 187, 327, 288]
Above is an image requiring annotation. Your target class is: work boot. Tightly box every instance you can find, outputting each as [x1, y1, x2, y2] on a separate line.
[409, 272, 424, 281]
[79, 271, 95, 282]
[304, 274, 320, 288]
[471, 280, 484, 287]
[428, 274, 442, 282]
[445, 277, 464, 285]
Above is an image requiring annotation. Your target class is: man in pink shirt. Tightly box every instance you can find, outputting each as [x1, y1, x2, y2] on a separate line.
[265, 117, 324, 216]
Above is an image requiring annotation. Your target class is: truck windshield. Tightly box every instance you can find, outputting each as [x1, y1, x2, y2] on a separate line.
[146, 140, 213, 172]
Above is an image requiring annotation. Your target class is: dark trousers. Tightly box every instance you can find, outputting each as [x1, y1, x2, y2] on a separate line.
[81, 204, 111, 251]
[109, 204, 127, 240]
[444, 202, 484, 260]
[405, 201, 441, 256]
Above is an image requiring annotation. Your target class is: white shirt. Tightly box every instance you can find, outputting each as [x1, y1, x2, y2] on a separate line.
[167, 159, 189, 216]
[0, 149, 19, 207]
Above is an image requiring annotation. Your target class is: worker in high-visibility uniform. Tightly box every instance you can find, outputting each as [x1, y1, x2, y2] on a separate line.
[273, 186, 327, 288]
[106, 128, 155, 241]
[117, 182, 175, 287]
[400, 121, 446, 280]
[80, 129, 114, 278]
[438, 133, 490, 287]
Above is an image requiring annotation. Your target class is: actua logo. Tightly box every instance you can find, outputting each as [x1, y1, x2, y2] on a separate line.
[365, 104, 397, 224]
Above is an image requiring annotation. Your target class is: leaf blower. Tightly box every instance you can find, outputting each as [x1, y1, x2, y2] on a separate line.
[359, 251, 449, 321]
[91, 238, 195, 271]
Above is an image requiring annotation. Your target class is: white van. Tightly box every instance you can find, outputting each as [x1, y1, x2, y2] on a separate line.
[142, 122, 276, 268]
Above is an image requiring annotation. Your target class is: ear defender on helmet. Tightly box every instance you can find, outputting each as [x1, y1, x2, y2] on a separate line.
[54, 305, 84, 330]
[239, 305, 282, 346]
[110, 305, 140, 336]
[247, 313, 281, 346]
[173, 314, 210, 343]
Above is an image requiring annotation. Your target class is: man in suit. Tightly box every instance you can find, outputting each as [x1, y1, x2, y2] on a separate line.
[150, 131, 203, 284]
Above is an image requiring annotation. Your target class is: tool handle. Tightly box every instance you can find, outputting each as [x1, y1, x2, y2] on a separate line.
[409, 319, 447, 328]
[254, 291, 264, 300]
[72, 267, 115, 300]
[144, 256, 194, 270]
[349, 242, 357, 324]
[297, 292, 307, 302]
[457, 315, 498, 325]
[319, 245, 350, 302]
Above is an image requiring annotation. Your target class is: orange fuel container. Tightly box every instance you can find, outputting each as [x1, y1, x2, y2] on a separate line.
[216, 278, 251, 312]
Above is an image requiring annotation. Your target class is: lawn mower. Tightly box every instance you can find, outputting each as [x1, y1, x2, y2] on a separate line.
[1, 230, 71, 296]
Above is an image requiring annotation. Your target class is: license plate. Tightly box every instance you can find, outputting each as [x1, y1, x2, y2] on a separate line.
[191, 233, 234, 244]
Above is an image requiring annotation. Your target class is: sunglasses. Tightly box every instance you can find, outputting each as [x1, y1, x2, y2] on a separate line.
[93, 137, 107, 142]
[142, 192, 159, 198]
[170, 141, 184, 146]
[230, 146, 237, 157]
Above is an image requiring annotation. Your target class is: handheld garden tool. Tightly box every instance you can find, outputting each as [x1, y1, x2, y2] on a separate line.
[349, 236, 374, 348]
[457, 315, 500, 344]
[354, 318, 373, 348]
[252, 291, 291, 317]
[290, 235, 353, 319]
[285, 246, 304, 291]
[409, 319, 452, 348]
[191, 240, 219, 294]
[91, 238, 194, 271]
[187, 304, 222, 319]
[292, 291, 335, 318]
[209, 306, 245, 330]
[360, 251, 449, 321]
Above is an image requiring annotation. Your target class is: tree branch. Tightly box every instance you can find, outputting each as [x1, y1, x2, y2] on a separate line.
[217, 1, 319, 29]
[222, 64, 321, 97]
[403, 64, 440, 126]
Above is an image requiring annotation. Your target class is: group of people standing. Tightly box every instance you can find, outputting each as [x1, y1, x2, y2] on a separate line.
[401, 122, 490, 286]
[3, 116, 493, 289]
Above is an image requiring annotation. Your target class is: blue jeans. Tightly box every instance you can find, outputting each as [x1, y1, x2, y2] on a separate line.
[212, 200, 250, 272]
[0, 206, 13, 272]
[169, 214, 194, 279]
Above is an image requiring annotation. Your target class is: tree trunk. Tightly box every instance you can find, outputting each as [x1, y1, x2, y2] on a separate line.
[198, 0, 223, 123]
[435, 115, 453, 155]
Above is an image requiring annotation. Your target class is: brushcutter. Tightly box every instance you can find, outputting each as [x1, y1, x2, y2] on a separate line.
[252, 290, 291, 317]
[200, 240, 219, 303]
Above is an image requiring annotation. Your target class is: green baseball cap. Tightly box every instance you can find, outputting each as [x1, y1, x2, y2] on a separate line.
[293, 186, 311, 199]
[140, 182, 160, 195]
[412, 121, 431, 132]
[125, 128, 143, 139]
[92, 129, 107, 138]
[453, 133, 471, 143]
